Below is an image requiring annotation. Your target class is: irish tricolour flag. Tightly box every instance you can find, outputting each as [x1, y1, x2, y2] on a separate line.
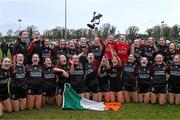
[62, 83, 121, 111]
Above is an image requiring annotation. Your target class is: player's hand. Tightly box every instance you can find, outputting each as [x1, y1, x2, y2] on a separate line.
[69, 59, 74, 65]
[33, 39, 37, 43]
[62, 70, 69, 78]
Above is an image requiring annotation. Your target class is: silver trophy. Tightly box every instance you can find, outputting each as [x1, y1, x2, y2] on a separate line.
[87, 12, 103, 29]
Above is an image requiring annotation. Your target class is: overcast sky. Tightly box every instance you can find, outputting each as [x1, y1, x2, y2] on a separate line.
[0, 0, 180, 35]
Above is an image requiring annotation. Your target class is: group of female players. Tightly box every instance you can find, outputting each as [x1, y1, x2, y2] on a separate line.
[0, 30, 179, 117]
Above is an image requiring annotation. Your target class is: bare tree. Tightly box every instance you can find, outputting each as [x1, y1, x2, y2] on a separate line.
[7, 29, 14, 37]
[26, 25, 37, 38]
[146, 28, 153, 37]
[99, 23, 116, 38]
[126, 26, 139, 41]
[171, 24, 180, 39]
[0, 32, 2, 37]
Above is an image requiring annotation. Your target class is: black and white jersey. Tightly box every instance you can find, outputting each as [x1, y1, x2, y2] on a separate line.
[168, 64, 180, 88]
[26, 65, 43, 89]
[11, 65, 26, 87]
[122, 62, 137, 86]
[43, 66, 57, 88]
[151, 64, 167, 86]
[71, 63, 85, 87]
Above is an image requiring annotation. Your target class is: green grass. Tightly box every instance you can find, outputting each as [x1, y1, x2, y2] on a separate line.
[2, 103, 180, 119]
[0, 49, 12, 61]
[0, 49, 180, 119]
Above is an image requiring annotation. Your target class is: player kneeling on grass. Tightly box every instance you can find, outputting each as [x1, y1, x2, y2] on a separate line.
[109, 55, 124, 103]
[54, 55, 69, 107]
[42, 58, 57, 106]
[137, 57, 152, 103]
[167, 54, 180, 105]
[10, 54, 27, 112]
[26, 54, 43, 110]
[0, 58, 12, 117]
[98, 56, 111, 102]
[150, 54, 167, 105]
[122, 54, 138, 103]
[70, 55, 85, 97]
[84, 53, 99, 101]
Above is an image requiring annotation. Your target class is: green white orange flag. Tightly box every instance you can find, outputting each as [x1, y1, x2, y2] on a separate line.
[62, 83, 122, 111]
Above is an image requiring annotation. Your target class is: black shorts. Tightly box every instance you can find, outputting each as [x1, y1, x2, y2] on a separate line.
[43, 87, 56, 97]
[138, 84, 152, 93]
[85, 85, 99, 93]
[98, 84, 110, 92]
[0, 83, 10, 102]
[110, 80, 123, 92]
[0, 88, 9, 102]
[56, 83, 65, 95]
[72, 86, 85, 94]
[10, 86, 27, 100]
[27, 88, 42, 95]
[151, 85, 166, 94]
[168, 86, 180, 94]
[123, 85, 137, 92]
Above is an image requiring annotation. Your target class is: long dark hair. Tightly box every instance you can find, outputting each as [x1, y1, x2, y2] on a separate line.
[13, 53, 25, 72]
[17, 30, 26, 41]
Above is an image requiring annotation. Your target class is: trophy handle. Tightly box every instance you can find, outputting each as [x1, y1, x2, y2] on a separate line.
[90, 12, 96, 22]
